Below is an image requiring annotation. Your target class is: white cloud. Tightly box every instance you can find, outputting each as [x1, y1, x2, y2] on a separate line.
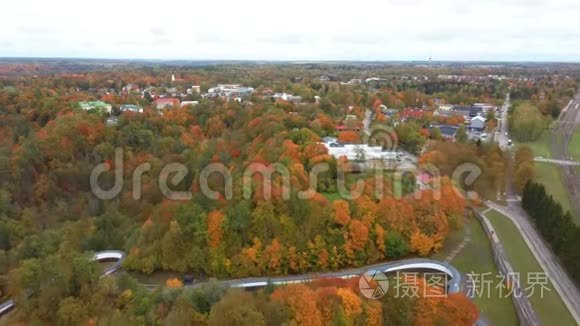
[0, 0, 579, 61]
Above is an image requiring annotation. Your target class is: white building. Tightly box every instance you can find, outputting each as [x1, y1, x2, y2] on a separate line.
[187, 86, 201, 94]
[120, 104, 143, 113]
[272, 93, 302, 103]
[470, 115, 486, 130]
[181, 101, 199, 107]
[322, 143, 398, 162]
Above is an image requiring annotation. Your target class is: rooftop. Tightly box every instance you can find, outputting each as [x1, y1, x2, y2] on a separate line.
[322, 143, 397, 161]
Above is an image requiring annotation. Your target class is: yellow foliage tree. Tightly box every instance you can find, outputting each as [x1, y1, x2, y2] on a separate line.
[336, 288, 363, 321]
[410, 231, 434, 256]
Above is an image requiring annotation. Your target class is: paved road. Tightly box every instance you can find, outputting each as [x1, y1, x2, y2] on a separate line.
[473, 209, 539, 325]
[533, 157, 580, 166]
[552, 93, 580, 217]
[486, 201, 580, 324]
[363, 109, 373, 137]
[494, 93, 511, 150]
[497, 92, 580, 324]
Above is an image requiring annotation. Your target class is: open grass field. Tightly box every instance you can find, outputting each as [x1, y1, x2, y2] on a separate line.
[534, 162, 577, 223]
[485, 210, 576, 326]
[433, 216, 518, 325]
[514, 130, 552, 158]
[512, 126, 577, 223]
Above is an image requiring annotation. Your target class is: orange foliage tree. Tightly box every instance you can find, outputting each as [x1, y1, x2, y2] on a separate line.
[263, 238, 284, 273]
[332, 200, 351, 226]
[338, 131, 360, 144]
[272, 284, 323, 326]
[165, 278, 183, 288]
[207, 210, 225, 249]
[348, 220, 369, 251]
[364, 300, 383, 326]
[336, 288, 363, 321]
[414, 278, 479, 326]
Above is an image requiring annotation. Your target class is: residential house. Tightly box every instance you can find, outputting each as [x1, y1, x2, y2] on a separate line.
[473, 103, 493, 112]
[273, 93, 302, 103]
[122, 84, 139, 93]
[431, 124, 458, 140]
[120, 104, 143, 113]
[399, 108, 428, 121]
[181, 101, 199, 107]
[364, 77, 384, 83]
[261, 88, 275, 96]
[340, 79, 362, 85]
[155, 98, 180, 110]
[470, 115, 486, 131]
[79, 101, 112, 114]
[187, 86, 201, 94]
[437, 106, 484, 124]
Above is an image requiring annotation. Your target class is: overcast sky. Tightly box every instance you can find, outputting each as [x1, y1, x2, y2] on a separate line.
[1, 0, 579, 61]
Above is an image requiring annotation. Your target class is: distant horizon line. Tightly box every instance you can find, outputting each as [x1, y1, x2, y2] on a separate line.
[1, 56, 580, 65]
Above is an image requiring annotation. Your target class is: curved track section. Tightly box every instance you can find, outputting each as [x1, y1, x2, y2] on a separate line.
[93, 250, 127, 276]
[1, 252, 476, 321]
[189, 258, 465, 294]
[0, 250, 126, 316]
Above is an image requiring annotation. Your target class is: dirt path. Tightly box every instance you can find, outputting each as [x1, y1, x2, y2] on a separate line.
[445, 219, 472, 263]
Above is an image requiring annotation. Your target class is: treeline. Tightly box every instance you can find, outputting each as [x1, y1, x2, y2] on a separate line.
[522, 181, 580, 284]
[513, 147, 535, 194]
[420, 141, 508, 200]
[509, 102, 547, 142]
[510, 76, 576, 118]
[419, 80, 506, 104]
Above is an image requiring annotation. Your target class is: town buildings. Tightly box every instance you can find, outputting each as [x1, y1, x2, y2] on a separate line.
[206, 84, 255, 99]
